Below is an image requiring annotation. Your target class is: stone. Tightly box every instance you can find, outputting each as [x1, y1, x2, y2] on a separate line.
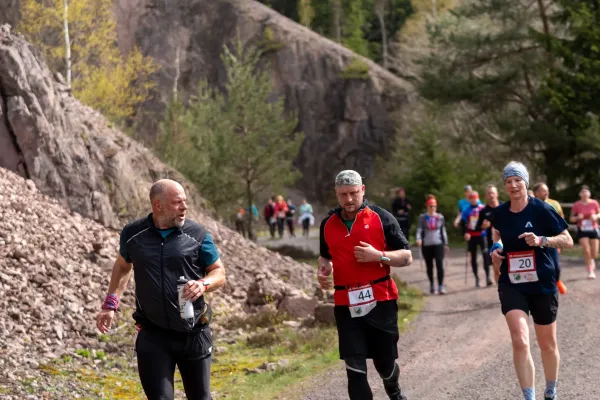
[314, 303, 336, 325]
[277, 294, 318, 319]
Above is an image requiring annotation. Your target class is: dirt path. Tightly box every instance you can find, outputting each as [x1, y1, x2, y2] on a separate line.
[287, 249, 600, 400]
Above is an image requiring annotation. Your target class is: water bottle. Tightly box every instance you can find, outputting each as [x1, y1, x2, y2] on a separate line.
[177, 276, 194, 319]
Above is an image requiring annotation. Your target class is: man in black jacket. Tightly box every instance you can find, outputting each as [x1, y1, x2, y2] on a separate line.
[95, 179, 226, 400]
[391, 187, 412, 238]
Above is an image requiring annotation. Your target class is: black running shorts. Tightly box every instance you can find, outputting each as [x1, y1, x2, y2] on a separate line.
[334, 300, 399, 360]
[498, 284, 558, 325]
[577, 228, 599, 240]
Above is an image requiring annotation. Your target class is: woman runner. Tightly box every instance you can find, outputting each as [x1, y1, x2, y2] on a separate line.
[416, 195, 449, 294]
[490, 161, 573, 400]
[569, 185, 599, 279]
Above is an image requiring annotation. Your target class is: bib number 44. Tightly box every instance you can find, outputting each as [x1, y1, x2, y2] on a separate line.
[348, 285, 377, 318]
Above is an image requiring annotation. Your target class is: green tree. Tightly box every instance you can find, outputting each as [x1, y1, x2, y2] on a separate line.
[298, 0, 316, 27]
[18, 0, 156, 124]
[159, 40, 303, 235]
[417, 0, 576, 193]
[537, 0, 600, 194]
[371, 120, 496, 229]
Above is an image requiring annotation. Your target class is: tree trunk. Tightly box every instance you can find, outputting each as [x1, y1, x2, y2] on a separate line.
[173, 46, 180, 101]
[375, 0, 388, 68]
[331, 0, 341, 43]
[246, 179, 256, 242]
[63, 0, 71, 86]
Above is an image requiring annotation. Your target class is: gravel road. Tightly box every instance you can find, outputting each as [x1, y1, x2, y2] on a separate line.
[284, 249, 600, 400]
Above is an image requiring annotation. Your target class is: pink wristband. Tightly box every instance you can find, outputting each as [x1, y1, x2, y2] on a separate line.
[102, 293, 119, 310]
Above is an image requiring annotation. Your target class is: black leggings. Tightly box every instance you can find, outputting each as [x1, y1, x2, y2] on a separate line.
[345, 354, 401, 400]
[302, 218, 310, 236]
[422, 245, 444, 286]
[468, 236, 491, 280]
[136, 328, 212, 400]
[277, 217, 285, 238]
[286, 217, 295, 236]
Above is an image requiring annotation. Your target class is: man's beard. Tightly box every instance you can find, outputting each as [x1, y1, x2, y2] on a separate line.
[163, 215, 185, 228]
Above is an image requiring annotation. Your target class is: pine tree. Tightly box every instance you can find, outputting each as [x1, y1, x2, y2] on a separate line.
[538, 0, 600, 193]
[179, 40, 304, 235]
[417, 0, 578, 194]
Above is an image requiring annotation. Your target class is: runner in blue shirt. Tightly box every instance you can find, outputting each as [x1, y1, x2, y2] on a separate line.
[489, 162, 573, 400]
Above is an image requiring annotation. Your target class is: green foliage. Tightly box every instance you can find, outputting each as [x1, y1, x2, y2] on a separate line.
[416, 0, 600, 197]
[259, 26, 286, 53]
[157, 39, 303, 222]
[75, 349, 91, 358]
[298, 0, 316, 27]
[340, 57, 370, 79]
[258, 0, 413, 61]
[18, 0, 157, 124]
[370, 118, 497, 227]
[537, 0, 600, 195]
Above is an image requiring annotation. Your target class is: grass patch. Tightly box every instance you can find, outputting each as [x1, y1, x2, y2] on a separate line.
[340, 57, 370, 80]
[26, 280, 422, 399]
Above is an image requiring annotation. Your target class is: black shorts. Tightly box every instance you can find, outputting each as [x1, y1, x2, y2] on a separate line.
[498, 284, 558, 325]
[334, 300, 399, 360]
[577, 228, 600, 240]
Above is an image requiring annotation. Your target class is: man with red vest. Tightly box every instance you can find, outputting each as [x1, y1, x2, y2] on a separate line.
[318, 170, 412, 400]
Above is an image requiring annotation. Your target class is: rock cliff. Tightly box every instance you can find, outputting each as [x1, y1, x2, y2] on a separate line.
[0, 24, 314, 312]
[114, 0, 412, 201]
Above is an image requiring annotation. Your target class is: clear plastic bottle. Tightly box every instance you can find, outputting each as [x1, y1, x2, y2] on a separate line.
[177, 276, 194, 319]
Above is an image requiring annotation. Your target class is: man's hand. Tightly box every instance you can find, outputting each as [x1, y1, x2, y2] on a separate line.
[518, 232, 540, 247]
[464, 233, 471, 241]
[183, 280, 208, 302]
[444, 245, 450, 254]
[481, 219, 491, 229]
[354, 241, 383, 263]
[96, 309, 115, 334]
[317, 257, 333, 290]
[397, 209, 405, 215]
[416, 240, 422, 247]
[491, 248, 505, 269]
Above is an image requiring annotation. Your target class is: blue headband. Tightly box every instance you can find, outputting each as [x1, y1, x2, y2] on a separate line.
[502, 161, 529, 188]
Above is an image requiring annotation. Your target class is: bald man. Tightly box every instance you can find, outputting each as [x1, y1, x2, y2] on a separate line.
[96, 179, 226, 400]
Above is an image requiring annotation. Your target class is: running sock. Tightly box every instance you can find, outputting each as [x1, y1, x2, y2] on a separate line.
[522, 387, 535, 400]
[545, 380, 557, 398]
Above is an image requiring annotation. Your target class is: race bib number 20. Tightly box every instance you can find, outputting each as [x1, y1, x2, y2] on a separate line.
[348, 285, 377, 318]
[507, 250, 538, 284]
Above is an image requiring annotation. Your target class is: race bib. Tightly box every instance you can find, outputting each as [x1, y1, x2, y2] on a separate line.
[507, 250, 538, 284]
[468, 215, 478, 231]
[582, 219, 595, 232]
[278, 211, 285, 218]
[348, 285, 377, 318]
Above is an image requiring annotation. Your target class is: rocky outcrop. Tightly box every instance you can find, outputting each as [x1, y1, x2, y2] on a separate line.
[114, 0, 412, 202]
[0, 25, 315, 312]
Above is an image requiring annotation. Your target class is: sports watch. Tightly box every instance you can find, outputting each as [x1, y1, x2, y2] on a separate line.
[380, 251, 391, 262]
[540, 236, 548, 247]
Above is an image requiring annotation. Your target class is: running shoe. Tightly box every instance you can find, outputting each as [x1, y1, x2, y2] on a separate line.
[430, 285, 435, 295]
[588, 270, 596, 279]
[438, 286, 447, 295]
[486, 279, 493, 287]
[476, 278, 481, 288]
[388, 390, 408, 400]
[544, 394, 556, 400]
